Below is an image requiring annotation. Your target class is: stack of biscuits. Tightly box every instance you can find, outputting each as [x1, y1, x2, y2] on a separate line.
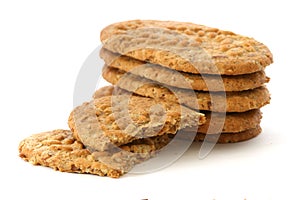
[100, 20, 272, 143]
[18, 20, 273, 178]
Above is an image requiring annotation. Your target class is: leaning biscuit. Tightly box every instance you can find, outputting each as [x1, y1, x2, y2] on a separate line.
[100, 48, 269, 91]
[101, 20, 273, 75]
[68, 94, 205, 152]
[102, 66, 270, 112]
[93, 86, 262, 133]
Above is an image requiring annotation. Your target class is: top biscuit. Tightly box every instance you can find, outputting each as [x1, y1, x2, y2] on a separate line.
[100, 20, 273, 75]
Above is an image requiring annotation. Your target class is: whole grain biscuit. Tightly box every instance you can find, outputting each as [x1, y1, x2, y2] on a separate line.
[93, 86, 262, 133]
[18, 130, 123, 178]
[100, 48, 269, 91]
[100, 20, 273, 75]
[194, 125, 262, 143]
[68, 94, 205, 152]
[102, 66, 270, 112]
[19, 130, 173, 178]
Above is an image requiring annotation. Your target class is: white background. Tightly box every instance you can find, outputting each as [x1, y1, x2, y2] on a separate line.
[0, 0, 299, 199]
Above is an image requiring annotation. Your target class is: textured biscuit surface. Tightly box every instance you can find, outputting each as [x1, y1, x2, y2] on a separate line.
[100, 48, 269, 91]
[68, 94, 205, 152]
[18, 130, 123, 178]
[100, 20, 273, 75]
[102, 66, 270, 112]
[93, 86, 262, 133]
[19, 129, 174, 177]
[194, 125, 262, 143]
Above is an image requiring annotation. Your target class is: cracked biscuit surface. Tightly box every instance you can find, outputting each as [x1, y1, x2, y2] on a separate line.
[19, 129, 174, 178]
[68, 94, 205, 152]
[18, 130, 124, 178]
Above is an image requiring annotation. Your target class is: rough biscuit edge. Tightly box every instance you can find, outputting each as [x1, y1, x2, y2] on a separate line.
[194, 125, 262, 143]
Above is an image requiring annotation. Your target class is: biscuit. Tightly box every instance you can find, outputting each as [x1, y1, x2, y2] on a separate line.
[18, 130, 123, 178]
[68, 94, 205, 152]
[100, 48, 269, 91]
[93, 86, 262, 133]
[194, 125, 262, 143]
[19, 129, 173, 178]
[100, 20, 273, 75]
[102, 66, 270, 112]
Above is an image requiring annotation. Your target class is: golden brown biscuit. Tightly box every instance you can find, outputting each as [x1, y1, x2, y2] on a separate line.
[102, 66, 270, 112]
[100, 20, 273, 75]
[68, 94, 205, 152]
[18, 130, 123, 178]
[19, 129, 173, 178]
[100, 48, 269, 91]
